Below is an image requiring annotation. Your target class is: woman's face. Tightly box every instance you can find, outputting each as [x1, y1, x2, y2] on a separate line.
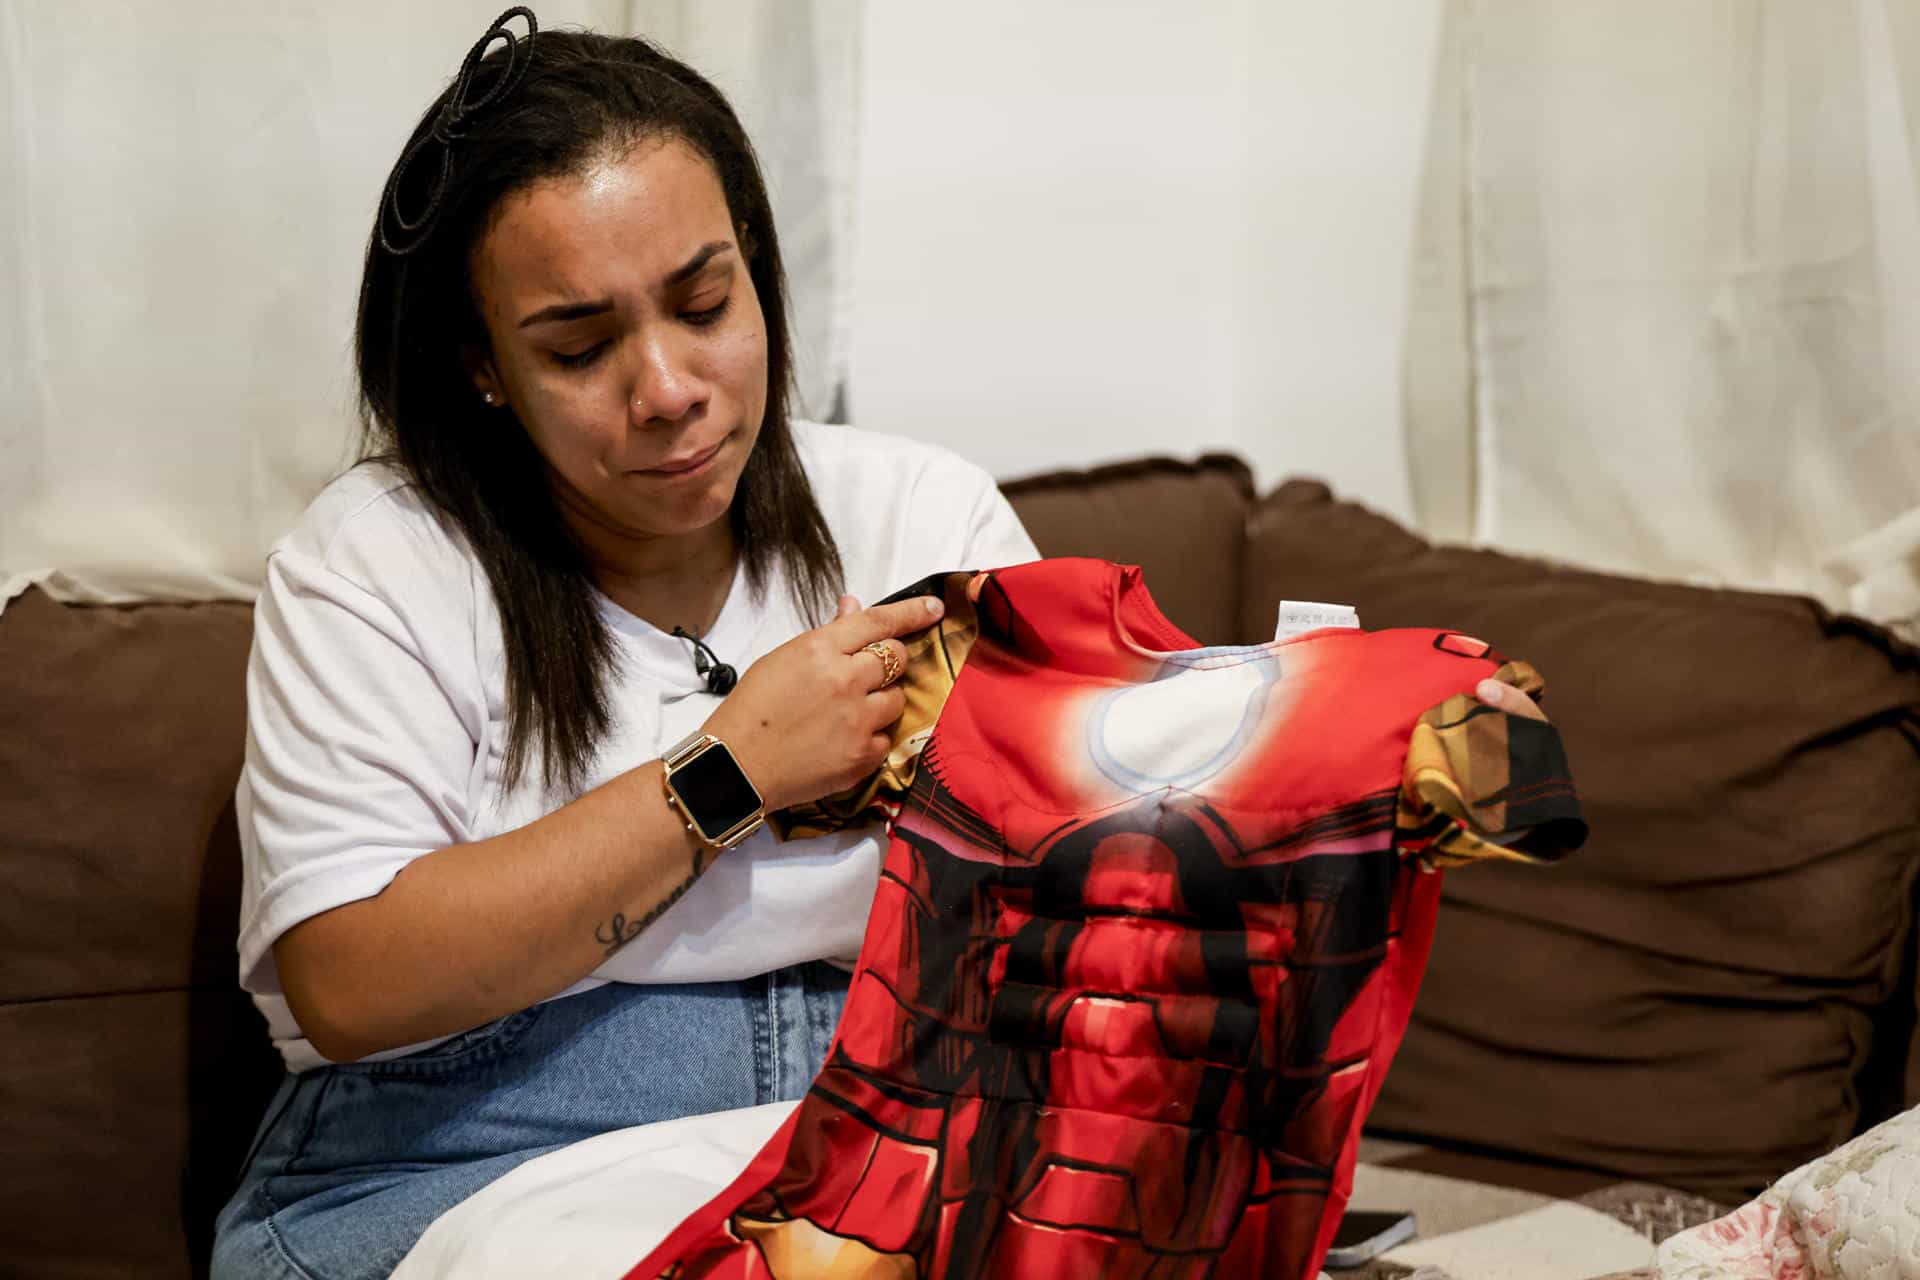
[467, 137, 768, 546]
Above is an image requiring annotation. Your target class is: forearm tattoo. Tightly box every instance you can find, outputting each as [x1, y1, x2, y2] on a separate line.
[595, 850, 707, 956]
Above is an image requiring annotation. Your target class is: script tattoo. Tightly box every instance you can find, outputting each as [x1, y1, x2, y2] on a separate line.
[595, 850, 707, 956]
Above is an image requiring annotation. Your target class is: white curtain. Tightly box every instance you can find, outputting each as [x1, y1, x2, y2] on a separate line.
[0, 1, 862, 614]
[1406, 0, 1920, 638]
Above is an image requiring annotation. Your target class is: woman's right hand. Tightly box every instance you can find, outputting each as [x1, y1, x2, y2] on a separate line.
[701, 593, 942, 813]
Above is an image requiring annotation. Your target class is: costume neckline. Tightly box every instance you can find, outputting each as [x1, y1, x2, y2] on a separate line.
[1106, 562, 1361, 667]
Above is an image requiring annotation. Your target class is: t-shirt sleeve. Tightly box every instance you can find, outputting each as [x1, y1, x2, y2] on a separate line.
[961, 474, 1041, 570]
[235, 538, 485, 995]
[1393, 659, 1588, 870]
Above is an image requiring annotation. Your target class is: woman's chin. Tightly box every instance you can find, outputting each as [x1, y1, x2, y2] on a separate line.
[607, 474, 738, 537]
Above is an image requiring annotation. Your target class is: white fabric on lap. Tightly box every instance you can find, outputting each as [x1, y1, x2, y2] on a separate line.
[395, 1102, 798, 1280]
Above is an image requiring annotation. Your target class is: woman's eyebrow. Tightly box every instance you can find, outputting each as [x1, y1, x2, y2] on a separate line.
[518, 299, 613, 329]
[516, 243, 736, 329]
[665, 241, 734, 286]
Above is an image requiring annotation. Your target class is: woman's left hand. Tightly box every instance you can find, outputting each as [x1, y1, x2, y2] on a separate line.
[1475, 678, 1550, 723]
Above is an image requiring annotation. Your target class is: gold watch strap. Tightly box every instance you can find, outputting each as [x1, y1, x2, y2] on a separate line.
[665, 731, 716, 769]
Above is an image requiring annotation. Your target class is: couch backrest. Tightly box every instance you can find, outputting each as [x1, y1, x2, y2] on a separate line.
[0, 588, 281, 1279]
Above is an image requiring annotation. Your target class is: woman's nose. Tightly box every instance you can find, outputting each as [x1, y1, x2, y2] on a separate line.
[628, 333, 706, 425]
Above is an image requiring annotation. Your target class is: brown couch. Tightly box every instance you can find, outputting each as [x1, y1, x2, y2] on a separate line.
[4, 454, 1917, 1278]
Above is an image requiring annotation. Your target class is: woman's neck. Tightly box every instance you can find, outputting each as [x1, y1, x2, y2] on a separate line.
[562, 499, 739, 637]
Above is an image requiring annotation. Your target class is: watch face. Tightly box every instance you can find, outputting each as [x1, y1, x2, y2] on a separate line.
[673, 744, 763, 842]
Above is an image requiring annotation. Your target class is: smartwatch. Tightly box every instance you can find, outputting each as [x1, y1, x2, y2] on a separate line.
[661, 731, 766, 851]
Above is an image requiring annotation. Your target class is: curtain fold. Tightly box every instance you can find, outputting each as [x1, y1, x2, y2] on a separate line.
[1405, 0, 1920, 637]
[1402, 0, 1475, 545]
[1839, 0, 1920, 630]
[0, 1, 862, 614]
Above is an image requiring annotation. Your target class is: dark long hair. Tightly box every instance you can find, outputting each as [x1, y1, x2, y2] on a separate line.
[356, 21, 842, 796]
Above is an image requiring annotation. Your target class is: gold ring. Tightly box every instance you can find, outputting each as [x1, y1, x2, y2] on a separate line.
[863, 640, 902, 688]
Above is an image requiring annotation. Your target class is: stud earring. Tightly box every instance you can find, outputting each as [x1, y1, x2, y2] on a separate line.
[482, 391, 498, 406]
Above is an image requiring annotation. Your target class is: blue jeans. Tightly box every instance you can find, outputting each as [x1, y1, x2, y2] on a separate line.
[211, 964, 849, 1280]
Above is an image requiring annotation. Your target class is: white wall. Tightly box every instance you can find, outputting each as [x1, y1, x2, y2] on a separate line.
[1236, 1, 1442, 522]
[849, 2, 1442, 521]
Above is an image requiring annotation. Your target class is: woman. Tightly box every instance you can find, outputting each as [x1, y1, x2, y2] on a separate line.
[212, 13, 1032, 1279]
[214, 12, 1546, 1278]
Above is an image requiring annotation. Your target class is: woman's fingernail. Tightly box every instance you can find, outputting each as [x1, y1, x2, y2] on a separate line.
[1476, 679, 1505, 705]
[925, 596, 943, 615]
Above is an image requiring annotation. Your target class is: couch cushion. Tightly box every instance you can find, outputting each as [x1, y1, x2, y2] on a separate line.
[0, 991, 278, 1279]
[1002, 454, 1255, 646]
[1243, 479, 1920, 1206]
[0, 587, 280, 1277]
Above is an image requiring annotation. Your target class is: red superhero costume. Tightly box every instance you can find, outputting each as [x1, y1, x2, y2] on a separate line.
[628, 558, 1585, 1280]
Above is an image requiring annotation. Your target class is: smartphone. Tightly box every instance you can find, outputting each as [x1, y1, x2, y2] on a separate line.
[1323, 1210, 1417, 1269]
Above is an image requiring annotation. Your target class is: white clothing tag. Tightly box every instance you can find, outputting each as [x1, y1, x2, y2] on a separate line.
[1275, 599, 1360, 640]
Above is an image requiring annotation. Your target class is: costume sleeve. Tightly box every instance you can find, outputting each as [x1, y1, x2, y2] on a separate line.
[769, 571, 981, 840]
[1393, 659, 1588, 869]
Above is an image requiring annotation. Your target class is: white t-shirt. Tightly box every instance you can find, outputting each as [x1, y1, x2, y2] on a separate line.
[236, 421, 1039, 1071]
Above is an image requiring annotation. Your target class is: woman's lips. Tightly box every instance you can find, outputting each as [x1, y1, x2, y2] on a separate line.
[644, 435, 726, 477]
